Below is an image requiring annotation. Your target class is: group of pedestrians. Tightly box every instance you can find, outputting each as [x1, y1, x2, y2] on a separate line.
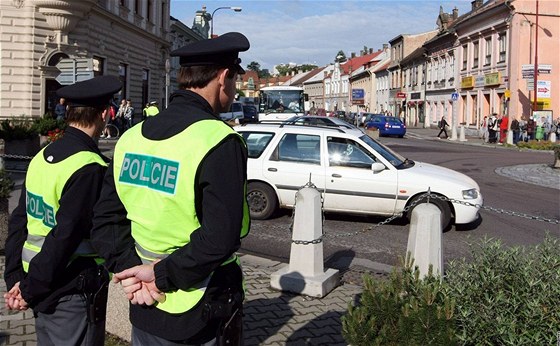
[4, 32, 250, 345]
[479, 113, 558, 144]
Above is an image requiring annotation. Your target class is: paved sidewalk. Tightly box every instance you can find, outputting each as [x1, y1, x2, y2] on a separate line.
[1, 253, 366, 346]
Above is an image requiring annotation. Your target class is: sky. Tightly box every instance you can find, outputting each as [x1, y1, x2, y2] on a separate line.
[170, 0, 474, 72]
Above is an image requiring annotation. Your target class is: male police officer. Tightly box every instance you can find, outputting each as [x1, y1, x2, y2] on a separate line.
[91, 32, 250, 345]
[3, 76, 121, 345]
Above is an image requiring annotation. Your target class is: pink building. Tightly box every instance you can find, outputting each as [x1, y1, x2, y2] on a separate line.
[456, 0, 559, 126]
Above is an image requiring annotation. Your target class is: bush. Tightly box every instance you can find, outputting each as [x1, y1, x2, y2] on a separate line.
[516, 139, 556, 150]
[32, 115, 66, 136]
[0, 169, 14, 199]
[0, 117, 38, 140]
[342, 255, 457, 346]
[444, 235, 560, 345]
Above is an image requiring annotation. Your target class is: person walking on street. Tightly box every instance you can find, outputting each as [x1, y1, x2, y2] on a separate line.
[91, 32, 251, 345]
[3, 76, 121, 346]
[436, 116, 449, 139]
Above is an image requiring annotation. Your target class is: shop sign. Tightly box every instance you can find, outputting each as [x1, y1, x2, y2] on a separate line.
[485, 72, 501, 86]
[461, 76, 474, 88]
[475, 75, 485, 88]
[396, 92, 406, 99]
[410, 92, 421, 100]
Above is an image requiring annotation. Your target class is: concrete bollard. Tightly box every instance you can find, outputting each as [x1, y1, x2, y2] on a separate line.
[459, 126, 467, 142]
[449, 125, 458, 141]
[406, 203, 443, 277]
[550, 132, 557, 143]
[270, 186, 339, 297]
[507, 130, 514, 145]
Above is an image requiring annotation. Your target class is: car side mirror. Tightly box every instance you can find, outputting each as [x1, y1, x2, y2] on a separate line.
[371, 162, 386, 173]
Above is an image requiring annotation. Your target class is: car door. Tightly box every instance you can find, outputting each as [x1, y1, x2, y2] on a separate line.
[262, 131, 326, 208]
[323, 135, 398, 215]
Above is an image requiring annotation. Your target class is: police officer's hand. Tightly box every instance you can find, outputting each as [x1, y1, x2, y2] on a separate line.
[114, 264, 166, 305]
[3, 282, 28, 311]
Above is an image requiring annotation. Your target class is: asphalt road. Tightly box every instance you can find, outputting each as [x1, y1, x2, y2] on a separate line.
[241, 135, 560, 269]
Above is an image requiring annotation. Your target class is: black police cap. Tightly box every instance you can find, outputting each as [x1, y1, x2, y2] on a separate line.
[170, 32, 250, 74]
[57, 76, 122, 108]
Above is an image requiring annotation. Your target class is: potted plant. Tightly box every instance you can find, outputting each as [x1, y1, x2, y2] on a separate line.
[0, 117, 40, 159]
[0, 168, 14, 252]
[33, 115, 66, 147]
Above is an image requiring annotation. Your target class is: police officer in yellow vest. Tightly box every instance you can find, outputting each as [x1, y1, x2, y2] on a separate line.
[3, 76, 121, 345]
[142, 100, 159, 120]
[91, 32, 251, 345]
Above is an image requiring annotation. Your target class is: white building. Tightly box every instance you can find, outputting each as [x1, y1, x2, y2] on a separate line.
[0, 0, 170, 119]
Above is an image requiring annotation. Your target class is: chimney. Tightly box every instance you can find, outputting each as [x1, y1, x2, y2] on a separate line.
[452, 7, 459, 20]
[351, 52, 356, 58]
[369, 48, 373, 54]
[383, 43, 389, 50]
[471, 0, 483, 11]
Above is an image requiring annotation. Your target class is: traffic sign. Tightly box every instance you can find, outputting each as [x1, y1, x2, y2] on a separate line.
[55, 58, 94, 85]
[536, 80, 551, 98]
[451, 92, 459, 101]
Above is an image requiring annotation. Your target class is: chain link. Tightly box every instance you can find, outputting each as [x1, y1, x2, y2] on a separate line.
[288, 186, 560, 245]
[0, 153, 34, 160]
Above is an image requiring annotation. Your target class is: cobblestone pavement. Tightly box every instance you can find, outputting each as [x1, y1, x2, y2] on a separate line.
[1, 254, 366, 346]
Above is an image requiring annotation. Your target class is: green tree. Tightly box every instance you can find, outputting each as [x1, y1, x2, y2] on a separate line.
[246, 61, 261, 73]
[275, 64, 292, 76]
[335, 50, 347, 63]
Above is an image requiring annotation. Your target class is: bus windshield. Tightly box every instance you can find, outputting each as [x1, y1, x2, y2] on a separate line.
[260, 90, 304, 114]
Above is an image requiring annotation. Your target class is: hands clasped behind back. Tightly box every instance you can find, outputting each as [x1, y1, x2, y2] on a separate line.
[113, 262, 166, 306]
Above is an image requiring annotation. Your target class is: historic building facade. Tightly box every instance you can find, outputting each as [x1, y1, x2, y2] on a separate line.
[0, 0, 170, 119]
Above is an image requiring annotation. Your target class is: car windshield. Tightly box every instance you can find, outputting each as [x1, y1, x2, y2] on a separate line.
[360, 134, 411, 168]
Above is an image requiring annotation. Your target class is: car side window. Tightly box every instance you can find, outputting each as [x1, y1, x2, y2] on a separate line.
[241, 132, 274, 158]
[327, 137, 375, 168]
[276, 133, 320, 165]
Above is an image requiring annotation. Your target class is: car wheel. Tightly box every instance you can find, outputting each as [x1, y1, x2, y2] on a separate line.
[406, 195, 452, 230]
[247, 182, 278, 220]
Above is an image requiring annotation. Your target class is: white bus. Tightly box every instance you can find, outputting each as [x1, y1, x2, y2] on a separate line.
[257, 86, 307, 122]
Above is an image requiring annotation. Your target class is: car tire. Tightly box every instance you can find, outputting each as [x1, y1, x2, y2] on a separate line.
[247, 182, 278, 220]
[406, 195, 452, 230]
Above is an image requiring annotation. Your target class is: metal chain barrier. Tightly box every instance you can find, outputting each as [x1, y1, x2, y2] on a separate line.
[0, 153, 35, 160]
[288, 185, 560, 245]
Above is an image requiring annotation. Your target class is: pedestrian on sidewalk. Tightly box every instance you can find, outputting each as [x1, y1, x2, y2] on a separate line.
[480, 116, 489, 142]
[436, 116, 449, 139]
[91, 32, 251, 345]
[3, 76, 121, 346]
[511, 117, 520, 144]
[499, 114, 509, 144]
[488, 113, 498, 143]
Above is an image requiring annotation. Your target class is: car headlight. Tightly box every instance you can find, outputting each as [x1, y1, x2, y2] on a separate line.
[462, 188, 479, 199]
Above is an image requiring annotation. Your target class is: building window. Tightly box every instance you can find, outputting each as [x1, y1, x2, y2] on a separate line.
[134, 0, 140, 14]
[142, 69, 149, 107]
[485, 38, 492, 65]
[462, 45, 468, 70]
[120, 0, 126, 6]
[498, 33, 507, 63]
[449, 53, 455, 79]
[472, 41, 479, 69]
[93, 56, 105, 76]
[118, 63, 128, 100]
[147, 0, 152, 22]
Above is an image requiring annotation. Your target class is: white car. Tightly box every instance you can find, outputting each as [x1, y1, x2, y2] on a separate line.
[237, 123, 482, 229]
[219, 101, 244, 121]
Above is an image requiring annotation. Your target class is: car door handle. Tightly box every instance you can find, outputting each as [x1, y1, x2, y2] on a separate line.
[331, 173, 342, 178]
[268, 168, 278, 172]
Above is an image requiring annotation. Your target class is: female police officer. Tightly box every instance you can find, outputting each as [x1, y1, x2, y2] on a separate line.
[91, 32, 251, 345]
[3, 76, 121, 345]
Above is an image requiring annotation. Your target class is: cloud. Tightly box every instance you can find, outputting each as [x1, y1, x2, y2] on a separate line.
[173, 1, 472, 71]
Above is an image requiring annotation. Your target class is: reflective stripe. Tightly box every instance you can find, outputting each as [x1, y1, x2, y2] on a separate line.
[135, 243, 169, 264]
[26, 234, 45, 248]
[22, 247, 36, 264]
[22, 236, 97, 272]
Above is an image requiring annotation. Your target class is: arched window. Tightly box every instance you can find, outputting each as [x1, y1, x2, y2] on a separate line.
[47, 52, 69, 67]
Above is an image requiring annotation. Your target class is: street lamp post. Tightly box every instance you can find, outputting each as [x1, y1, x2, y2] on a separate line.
[210, 6, 242, 38]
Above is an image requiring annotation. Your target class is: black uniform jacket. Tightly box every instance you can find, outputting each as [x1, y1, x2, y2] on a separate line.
[3, 127, 110, 313]
[91, 90, 249, 341]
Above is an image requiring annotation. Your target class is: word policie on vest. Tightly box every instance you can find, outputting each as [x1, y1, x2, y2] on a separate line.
[119, 153, 180, 194]
[26, 190, 56, 228]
